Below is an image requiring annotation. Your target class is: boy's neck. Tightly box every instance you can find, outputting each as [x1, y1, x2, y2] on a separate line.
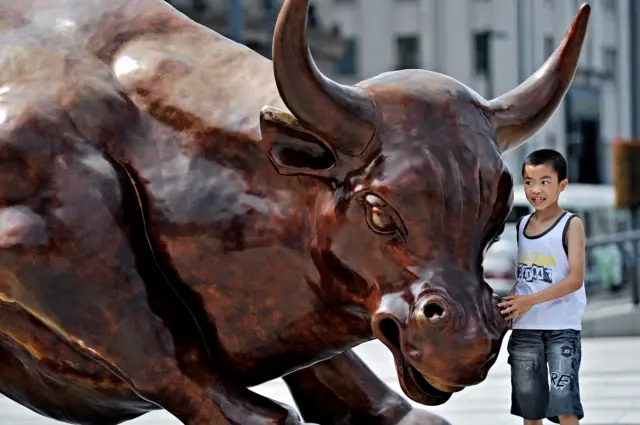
[533, 203, 564, 222]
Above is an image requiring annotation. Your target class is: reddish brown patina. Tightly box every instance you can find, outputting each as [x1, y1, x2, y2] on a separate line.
[0, 1, 589, 424]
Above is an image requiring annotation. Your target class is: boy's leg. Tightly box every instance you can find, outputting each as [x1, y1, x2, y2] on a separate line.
[507, 330, 549, 423]
[545, 329, 584, 424]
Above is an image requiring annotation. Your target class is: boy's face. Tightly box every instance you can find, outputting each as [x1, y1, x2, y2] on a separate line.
[523, 163, 567, 211]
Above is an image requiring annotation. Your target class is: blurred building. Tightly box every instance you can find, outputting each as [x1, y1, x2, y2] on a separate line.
[167, 0, 631, 186]
[312, 0, 631, 186]
[165, 0, 346, 69]
[631, 1, 640, 141]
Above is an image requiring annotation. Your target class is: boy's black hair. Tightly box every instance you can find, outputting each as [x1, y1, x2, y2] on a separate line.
[522, 149, 568, 181]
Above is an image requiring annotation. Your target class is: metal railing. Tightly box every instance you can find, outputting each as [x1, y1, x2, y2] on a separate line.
[585, 229, 640, 305]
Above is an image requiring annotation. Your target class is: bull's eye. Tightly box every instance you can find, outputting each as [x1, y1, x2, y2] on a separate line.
[367, 207, 397, 234]
[369, 206, 395, 232]
[364, 202, 398, 236]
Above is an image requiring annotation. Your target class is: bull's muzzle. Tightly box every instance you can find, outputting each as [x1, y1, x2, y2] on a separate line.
[371, 287, 508, 406]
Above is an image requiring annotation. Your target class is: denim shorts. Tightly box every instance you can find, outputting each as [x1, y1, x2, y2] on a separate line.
[507, 329, 584, 423]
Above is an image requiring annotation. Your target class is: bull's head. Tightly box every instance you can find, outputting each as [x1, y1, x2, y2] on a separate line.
[260, 0, 590, 406]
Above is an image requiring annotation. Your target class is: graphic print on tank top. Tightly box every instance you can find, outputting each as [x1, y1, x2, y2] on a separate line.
[517, 250, 556, 285]
[512, 211, 587, 331]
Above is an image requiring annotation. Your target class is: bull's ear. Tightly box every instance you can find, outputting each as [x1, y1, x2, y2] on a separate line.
[260, 106, 339, 179]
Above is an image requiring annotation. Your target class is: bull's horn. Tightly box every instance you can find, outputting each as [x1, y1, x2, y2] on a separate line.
[272, 0, 377, 157]
[487, 3, 591, 153]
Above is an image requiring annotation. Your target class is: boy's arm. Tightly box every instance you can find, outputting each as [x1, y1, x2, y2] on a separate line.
[530, 216, 586, 304]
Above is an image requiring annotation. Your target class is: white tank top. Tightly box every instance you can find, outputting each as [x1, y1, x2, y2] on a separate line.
[512, 211, 587, 331]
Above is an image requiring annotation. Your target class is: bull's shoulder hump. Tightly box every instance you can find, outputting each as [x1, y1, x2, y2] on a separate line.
[0, 0, 284, 143]
[110, 34, 283, 140]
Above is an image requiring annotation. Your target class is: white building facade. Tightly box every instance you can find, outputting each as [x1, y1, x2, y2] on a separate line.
[313, 0, 631, 185]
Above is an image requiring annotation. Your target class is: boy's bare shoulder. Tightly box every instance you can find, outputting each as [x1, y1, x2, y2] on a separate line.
[566, 214, 585, 230]
[565, 214, 585, 246]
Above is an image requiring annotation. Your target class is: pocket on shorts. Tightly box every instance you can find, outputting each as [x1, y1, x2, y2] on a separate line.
[508, 354, 537, 386]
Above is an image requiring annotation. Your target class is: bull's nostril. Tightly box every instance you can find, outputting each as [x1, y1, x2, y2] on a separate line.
[378, 318, 402, 351]
[423, 302, 445, 320]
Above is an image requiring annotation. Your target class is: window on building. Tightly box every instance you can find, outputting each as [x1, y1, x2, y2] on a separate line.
[546, 133, 557, 151]
[473, 32, 490, 75]
[192, 0, 206, 13]
[308, 3, 319, 27]
[395, 36, 420, 69]
[334, 38, 358, 76]
[603, 0, 616, 12]
[544, 35, 555, 59]
[603, 47, 618, 81]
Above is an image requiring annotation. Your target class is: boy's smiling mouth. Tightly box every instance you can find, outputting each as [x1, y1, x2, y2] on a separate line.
[531, 197, 546, 205]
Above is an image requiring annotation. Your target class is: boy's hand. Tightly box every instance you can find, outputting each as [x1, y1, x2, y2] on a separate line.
[498, 295, 536, 323]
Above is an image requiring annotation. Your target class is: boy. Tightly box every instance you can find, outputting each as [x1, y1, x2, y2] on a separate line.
[498, 149, 587, 425]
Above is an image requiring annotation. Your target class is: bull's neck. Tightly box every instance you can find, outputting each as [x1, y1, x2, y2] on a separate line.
[116, 27, 376, 366]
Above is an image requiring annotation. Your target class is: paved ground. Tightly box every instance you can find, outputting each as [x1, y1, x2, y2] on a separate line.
[2, 334, 639, 425]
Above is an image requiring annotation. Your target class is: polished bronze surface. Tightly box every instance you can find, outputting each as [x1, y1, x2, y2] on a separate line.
[0, 1, 589, 424]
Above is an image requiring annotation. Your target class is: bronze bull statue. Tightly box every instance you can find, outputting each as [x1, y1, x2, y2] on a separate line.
[0, 0, 589, 424]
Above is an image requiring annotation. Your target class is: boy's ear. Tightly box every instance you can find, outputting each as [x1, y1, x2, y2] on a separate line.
[559, 178, 569, 191]
[259, 106, 339, 180]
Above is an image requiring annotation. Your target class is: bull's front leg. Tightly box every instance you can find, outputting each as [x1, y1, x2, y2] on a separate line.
[282, 350, 451, 425]
[0, 147, 311, 425]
